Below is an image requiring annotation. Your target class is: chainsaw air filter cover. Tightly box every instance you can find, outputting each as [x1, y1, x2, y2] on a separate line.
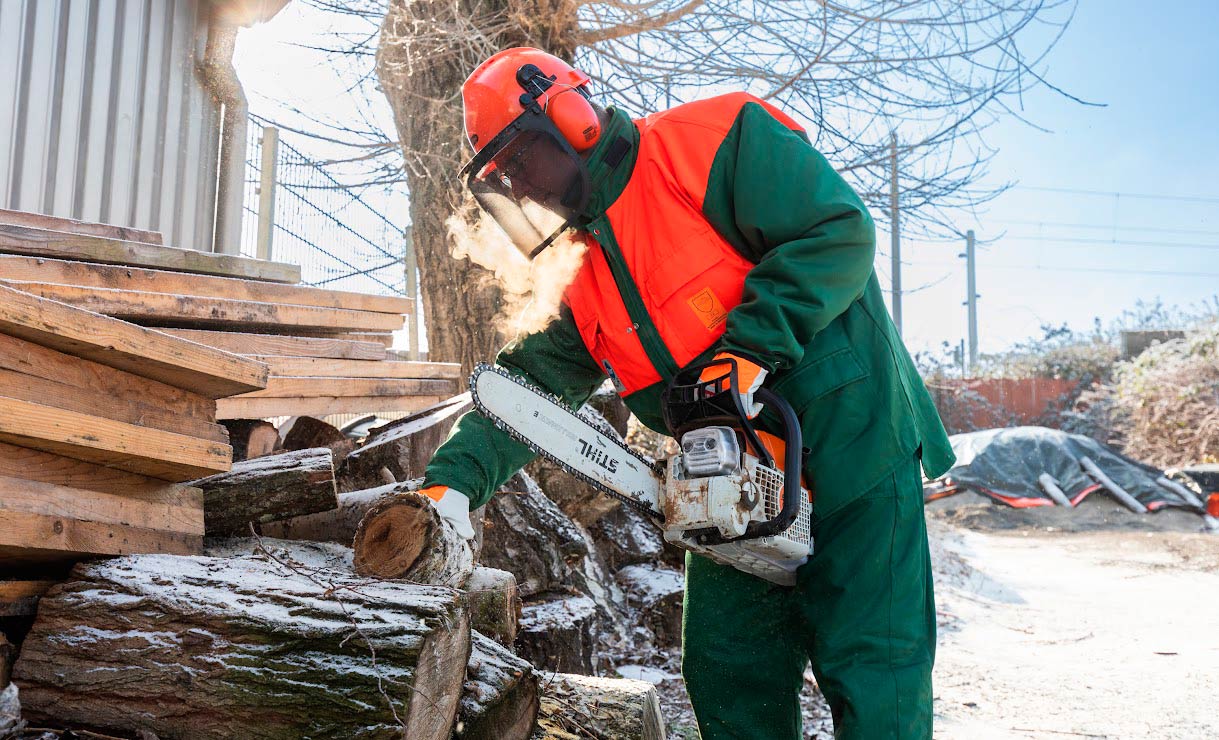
[680, 426, 740, 477]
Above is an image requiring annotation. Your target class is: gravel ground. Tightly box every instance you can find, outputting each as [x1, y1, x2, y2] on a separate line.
[928, 491, 1219, 739]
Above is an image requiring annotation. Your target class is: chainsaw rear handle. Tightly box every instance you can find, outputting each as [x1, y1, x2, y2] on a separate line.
[662, 357, 804, 540]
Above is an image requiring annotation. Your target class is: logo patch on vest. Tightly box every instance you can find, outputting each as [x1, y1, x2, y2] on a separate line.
[687, 287, 728, 330]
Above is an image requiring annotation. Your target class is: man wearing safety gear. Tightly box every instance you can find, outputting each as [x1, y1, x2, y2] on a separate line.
[420, 47, 955, 740]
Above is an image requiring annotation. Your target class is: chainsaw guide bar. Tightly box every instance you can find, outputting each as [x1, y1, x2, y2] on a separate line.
[468, 363, 665, 521]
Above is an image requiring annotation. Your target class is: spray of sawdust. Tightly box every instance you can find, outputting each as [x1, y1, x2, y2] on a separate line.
[446, 202, 588, 341]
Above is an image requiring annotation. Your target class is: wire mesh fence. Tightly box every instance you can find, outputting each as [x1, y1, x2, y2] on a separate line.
[240, 116, 411, 298]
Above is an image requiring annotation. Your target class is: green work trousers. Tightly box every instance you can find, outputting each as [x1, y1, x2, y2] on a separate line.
[681, 453, 936, 739]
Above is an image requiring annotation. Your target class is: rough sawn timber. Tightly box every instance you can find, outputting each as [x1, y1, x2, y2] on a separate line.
[353, 490, 474, 586]
[0, 223, 300, 283]
[191, 447, 338, 536]
[3, 282, 405, 333]
[217, 393, 448, 420]
[0, 284, 267, 398]
[13, 545, 471, 740]
[458, 631, 538, 740]
[0, 396, 232, 480]
[256, 356, 462, 379]
[158, 328, 388, 360]
[0, 475, 203, 564]
[0, 208, 163, 244]
[0, 254, 410, 313]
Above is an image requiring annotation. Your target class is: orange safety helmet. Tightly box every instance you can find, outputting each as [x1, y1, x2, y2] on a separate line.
[458, 48, 602, 259]
[462, 47, 601, 153]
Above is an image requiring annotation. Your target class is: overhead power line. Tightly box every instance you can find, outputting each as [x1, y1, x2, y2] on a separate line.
[994, 219, 1219, 238]
[923, 261, 1219, 279]
[1003, 235, 1219, 251]
[1012, 185, 1219, 204]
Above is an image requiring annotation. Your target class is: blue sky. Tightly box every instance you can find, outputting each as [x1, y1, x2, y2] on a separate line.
[896, 0, 1219, 355]
[236, 0, 1219, 356]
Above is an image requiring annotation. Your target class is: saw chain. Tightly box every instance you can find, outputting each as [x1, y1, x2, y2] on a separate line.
[468, 363, 664, 522]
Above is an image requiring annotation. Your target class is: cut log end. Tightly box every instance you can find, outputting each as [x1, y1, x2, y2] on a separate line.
[355, 496, 431, 578]
[353, 491, 474, 585]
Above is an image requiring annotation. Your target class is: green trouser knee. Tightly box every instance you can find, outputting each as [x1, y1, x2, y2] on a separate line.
[681, 455, 936, 740]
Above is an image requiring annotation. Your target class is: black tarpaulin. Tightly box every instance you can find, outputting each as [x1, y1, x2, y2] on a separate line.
[944, 426, 1191, 511]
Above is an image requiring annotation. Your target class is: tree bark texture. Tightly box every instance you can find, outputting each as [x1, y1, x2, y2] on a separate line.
[353, 491, 474, 586]
[457, 630, 539, 740]
[193, 447, 338, 536]
[260, 481, 415, 544]
[376, 0, 578, 374]
[461, 566, 521, 646]
[12, 545, 471, 740]
[0, 632, 11, 688]
[531, 673, 666, 740]
[481, 473, 592, 597]
[337, 396, 470, 492]
[516, 595, 600, 675]
[588, 504, 676, 573]
[281, 415, 355, 458]
[616, 564, 685, 648]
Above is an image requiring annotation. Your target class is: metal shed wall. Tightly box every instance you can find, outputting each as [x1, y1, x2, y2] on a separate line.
[0, 0, 221, 250]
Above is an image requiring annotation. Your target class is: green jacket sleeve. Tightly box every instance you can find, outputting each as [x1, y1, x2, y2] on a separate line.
[702, 102, 876, 372]
[423, 305, 605, 508]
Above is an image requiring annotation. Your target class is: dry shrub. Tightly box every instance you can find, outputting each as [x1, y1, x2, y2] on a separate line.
[1082, 323, 1219, 467]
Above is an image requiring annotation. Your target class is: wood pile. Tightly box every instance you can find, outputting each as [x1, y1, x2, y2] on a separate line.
[0, 209, 462, 421]
[0, 282, 266, 576]
[1, 211, 674, 737]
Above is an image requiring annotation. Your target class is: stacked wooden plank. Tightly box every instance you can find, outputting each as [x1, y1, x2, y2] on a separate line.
[0, 210, 462, 420]
[0, 282, 267, 574]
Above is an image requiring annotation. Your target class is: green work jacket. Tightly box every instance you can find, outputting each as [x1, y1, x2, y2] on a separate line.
[426, 96, 954, 525]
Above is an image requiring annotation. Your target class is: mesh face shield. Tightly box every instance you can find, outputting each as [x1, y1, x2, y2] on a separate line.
[460, 108, 591, 259]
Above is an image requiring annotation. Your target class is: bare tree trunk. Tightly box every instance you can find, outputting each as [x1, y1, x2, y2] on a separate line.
[375, 0, 578, 373]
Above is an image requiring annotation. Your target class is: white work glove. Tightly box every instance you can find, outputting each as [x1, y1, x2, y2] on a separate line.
[699, 352, 768, 418]
[419, 485, 475, 540]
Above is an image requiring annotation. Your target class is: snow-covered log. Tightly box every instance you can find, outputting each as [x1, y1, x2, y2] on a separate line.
[338, 397, 469, 492]
[457, 631, 538, 740]
[589, 504, 677, 572]
[260, 481, 416, 544]
[617, 564, 685, 647]
[482, 474, 591, 597]
[461, 567, 520, 646]
[193, 447, 338, 536]
[516, 595, 601, 675]
[532, 673, 665, 740]
[12, 543, 470, 740]
[353, 490, 474, 586]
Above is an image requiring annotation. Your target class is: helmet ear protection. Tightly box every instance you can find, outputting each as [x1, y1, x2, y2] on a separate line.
[515, 63, 601, 152]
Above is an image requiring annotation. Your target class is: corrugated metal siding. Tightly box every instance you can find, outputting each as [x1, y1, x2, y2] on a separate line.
[0, 0, 221, 249]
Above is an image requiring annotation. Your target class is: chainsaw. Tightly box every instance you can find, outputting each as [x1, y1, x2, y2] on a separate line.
[469, 357, 813, 585]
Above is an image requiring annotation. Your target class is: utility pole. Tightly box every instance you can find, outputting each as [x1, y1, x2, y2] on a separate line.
[963, 230, 978, 372]
[888, 133, 901, 336]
